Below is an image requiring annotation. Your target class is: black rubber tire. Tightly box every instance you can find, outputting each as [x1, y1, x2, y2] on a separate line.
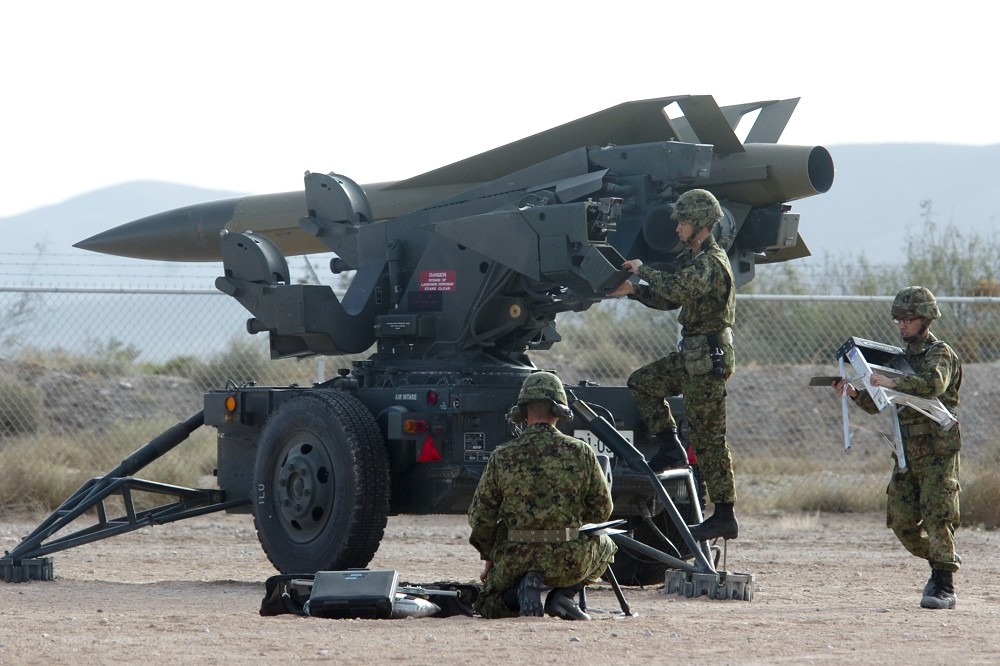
[252, 391, 390, 574]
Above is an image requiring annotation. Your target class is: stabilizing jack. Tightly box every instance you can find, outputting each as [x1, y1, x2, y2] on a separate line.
[570, 395, 754, 601]
[1, 411, 249, 582]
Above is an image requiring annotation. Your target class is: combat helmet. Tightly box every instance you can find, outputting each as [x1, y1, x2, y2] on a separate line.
[516, 371, 572, 421]
[672, 189, 723, 229]
[892, 286, 941, 321]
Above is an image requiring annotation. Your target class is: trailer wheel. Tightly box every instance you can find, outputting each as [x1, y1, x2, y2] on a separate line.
[253, 391, 390, 574]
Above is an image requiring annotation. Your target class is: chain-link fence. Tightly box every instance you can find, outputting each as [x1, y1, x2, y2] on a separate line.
[1, 286, 998, 513]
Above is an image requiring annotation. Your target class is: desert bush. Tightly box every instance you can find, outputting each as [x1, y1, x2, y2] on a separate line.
[81, 337, 141, 376]
[151, 354, 204, 378]
[959, 471, 1000, 530]
[0, 374, 43, 436]
[100, 417, 218, 483]
[772, 482, 886, 514]
[0, 455, 84, 512]
[0, 417, 217, 511]
[185, 337, 275, 390]
[14, 338, 140, 377]
[737, 453, 888, 513]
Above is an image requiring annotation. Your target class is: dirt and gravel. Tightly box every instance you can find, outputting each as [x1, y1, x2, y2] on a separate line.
[2, 362, 998, 663]
[2, 510, 999, 665]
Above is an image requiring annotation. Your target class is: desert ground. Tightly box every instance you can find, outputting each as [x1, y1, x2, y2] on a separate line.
[2, 510, 999, 665]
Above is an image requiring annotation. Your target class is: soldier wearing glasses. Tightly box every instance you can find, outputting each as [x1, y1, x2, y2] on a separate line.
[833, 286, 962, 609]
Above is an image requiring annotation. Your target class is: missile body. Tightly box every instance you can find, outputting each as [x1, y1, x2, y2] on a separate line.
[75, 95, 833, 263]
[75, 182, 470, 261]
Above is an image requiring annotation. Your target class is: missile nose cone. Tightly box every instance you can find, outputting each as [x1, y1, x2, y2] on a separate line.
[75, 198, 240, 261]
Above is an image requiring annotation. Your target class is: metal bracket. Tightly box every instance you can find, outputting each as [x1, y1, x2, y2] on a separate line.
[1, 557, 53, 583]
[664, 570, 755, 600]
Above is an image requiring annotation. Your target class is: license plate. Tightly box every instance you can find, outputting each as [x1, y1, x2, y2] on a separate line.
[574, 430, 633, 459]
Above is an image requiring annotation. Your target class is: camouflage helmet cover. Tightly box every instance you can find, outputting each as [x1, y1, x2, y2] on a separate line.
[672, 189, 723, 229]
[892, 286, 941, 320]
[517, 371, 569, 409]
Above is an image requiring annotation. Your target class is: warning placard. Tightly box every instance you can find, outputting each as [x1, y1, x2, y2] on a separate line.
[419, 270, 456, 292]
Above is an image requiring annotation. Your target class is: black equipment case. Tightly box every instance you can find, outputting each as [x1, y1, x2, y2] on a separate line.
[303, 569, 399, 619]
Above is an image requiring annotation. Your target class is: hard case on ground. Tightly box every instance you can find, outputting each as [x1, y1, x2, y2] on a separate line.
[304, 569, 399, 619]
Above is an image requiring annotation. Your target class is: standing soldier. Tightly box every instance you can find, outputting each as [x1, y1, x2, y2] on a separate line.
[834, 286, 962, 609]
[468, 371, 617, 620]
[609, 188, 738, 542]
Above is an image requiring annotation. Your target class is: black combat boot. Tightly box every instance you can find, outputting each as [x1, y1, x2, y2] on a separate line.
[501, 586, 519, 611]
[516, 571, 544, 616]
[543, 584, 591, 621]
[923, 555, 960, 597]
[920, 569, 957, 609]
[646, 429, 688, 472]
[689, 502, 739, 541]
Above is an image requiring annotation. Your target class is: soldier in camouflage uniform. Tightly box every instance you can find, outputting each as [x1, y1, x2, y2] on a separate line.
[834, 286, 962, 610]
[608, 189, 738, 542]
[468, 372, 617, 620]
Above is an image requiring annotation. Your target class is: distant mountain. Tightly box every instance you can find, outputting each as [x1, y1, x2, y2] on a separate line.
[5, 181, 242, 255]
[3, 143, 999, 288]
[1, 182, 243, 289]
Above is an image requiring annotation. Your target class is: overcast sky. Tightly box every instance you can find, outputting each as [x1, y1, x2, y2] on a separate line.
[2, 0, 996, 218]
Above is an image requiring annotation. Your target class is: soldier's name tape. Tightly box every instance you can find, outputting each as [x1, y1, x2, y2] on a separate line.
[508, 528, 579, 543]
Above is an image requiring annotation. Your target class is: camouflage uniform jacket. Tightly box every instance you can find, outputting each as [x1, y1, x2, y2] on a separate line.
[467, 423, 613, 576]
[854, 332, 962, 459]
[630, 234, 735, 337]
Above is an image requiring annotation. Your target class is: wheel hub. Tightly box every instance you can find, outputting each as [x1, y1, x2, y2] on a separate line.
[277, 454, 317, 519]
[273, 444, 334, 540]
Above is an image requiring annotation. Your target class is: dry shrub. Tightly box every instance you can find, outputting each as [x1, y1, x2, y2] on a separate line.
[739, 453, 826, 478]
[960, 471, 1000, 530]
[738, 453, 887, 513]
[0, 374, 43, 436]
[0, 418, 217, 512]
[775, 483, 886, 513]
[0, 449, 86, 511]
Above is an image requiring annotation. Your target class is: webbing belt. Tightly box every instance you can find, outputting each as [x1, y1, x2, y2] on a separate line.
[508, 528, 579, 543]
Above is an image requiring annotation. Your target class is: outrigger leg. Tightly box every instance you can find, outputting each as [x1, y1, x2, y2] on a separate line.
[1, 410, 249, 582]
[571, 396, 754, 601]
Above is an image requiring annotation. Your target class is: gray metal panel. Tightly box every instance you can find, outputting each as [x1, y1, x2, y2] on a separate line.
[431, 211, 541, 278]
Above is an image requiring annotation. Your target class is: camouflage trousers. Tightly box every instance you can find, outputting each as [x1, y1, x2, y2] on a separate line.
[886, 451, 961, 572]
[628, 350, 736, 504]
[475, 535, 617, 619]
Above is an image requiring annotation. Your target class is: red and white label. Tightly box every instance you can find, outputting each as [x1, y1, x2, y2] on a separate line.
[419, 270, 456, 292]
